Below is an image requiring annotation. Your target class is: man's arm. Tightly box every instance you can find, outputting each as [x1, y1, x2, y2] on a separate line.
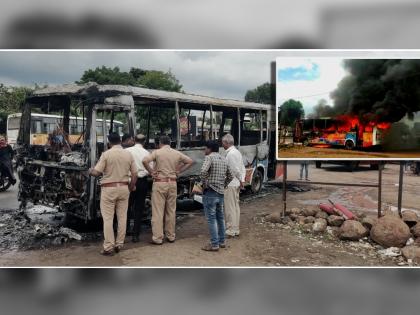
[142, 155, 156, 178]
[89, 154, 106, 177]
[129, 157, 138, 191]
[225, 165, 234, 188]
[200, 156, 211, 182]
[177, 154, 194, 175]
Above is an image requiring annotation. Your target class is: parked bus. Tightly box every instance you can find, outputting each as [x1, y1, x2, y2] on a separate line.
[15, 84, 277, 222]
[7, 113, 124, 147]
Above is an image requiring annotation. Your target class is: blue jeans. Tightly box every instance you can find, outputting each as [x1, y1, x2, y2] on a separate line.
[203, 189, 226, 247]
[300, 162, 309, 179]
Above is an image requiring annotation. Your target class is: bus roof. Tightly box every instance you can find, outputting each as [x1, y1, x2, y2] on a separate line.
[29, 83, 273, 111]
[7, 112, 123, 124]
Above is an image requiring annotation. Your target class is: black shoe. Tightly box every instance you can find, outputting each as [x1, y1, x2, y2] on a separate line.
[100, 250, 114, 256]
[114, 246, 122, 253]
[132, 236, 140, 243]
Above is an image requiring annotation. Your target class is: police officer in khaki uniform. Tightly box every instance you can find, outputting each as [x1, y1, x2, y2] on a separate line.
[143, 135, 194, 245]
[89, 132, 138, 256]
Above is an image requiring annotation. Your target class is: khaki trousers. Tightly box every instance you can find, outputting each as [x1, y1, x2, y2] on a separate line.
[224, 186, 241, 236]
[100, 186, 130, 251]
[151, 182, 177, 243]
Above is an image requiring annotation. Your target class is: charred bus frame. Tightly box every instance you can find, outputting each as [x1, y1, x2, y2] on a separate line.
[16, 84, 276, 222]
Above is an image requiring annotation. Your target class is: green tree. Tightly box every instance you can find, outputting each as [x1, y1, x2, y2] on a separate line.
[77, 66, 183, 135]
[279, 99, 305, 127]
[244, 82, 275, 104]
[0, 84, 33, 133]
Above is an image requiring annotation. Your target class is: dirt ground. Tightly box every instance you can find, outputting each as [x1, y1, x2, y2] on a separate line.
[0, 163, 418, 266]
[278, 145, 420, 159]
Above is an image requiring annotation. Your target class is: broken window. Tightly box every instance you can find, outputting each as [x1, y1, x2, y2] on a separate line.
[240, 109, 262, 146]
[179, 104, 211, 147]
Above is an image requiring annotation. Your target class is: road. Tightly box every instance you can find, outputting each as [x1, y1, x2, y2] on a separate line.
[0, 179, 19, 210]
[0, 163, 418, 266]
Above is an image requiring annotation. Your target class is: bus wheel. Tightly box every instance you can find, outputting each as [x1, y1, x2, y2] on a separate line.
[251, 169, 263, 194]
[345, 140, 355, 150]
[315, 161, 322, 169]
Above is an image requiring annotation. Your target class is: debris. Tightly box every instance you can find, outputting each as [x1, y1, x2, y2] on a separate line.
[312, 218, 327, 233]
[265, 212, 282, 224]
[361, 216, 378, 231]
[339, 221, 368, 241]
[402, 210, 418, 228]
[328, 199, 356, 220]
[297, 216, 306, 225]
[59, 227, 82, 241]
[406, 238, 415, 246]
[401, 246, 420, 263]
[319, 203, 335, 215]
[327, 215, 344, 227]
[378, 247, 401, 257]
[370, 215, 411, 248]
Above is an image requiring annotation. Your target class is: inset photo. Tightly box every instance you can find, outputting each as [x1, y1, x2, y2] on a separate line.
[276, 56, 420, 160]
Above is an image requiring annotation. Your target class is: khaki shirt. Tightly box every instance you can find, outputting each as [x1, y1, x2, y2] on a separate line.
[94, 145, 137, 184]
[148, 145, 190, 179]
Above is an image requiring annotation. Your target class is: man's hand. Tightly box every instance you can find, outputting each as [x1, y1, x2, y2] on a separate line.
[129, 183, 136, 192]
[89, 168, 101, 177]
[240, 181, 245, 190]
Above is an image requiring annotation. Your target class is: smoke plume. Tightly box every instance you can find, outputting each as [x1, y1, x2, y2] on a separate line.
[330, 59, 420, 123]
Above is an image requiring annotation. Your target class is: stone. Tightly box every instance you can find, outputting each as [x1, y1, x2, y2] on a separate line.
[327, 215, 344, 227]
[266, 212, 282, 223]
[338, 220, 368, 241]
[297, 216, 306, 225]
[401, 246, 420, 263]
[289, 214, 299, 221]
[302, 223, 313, 232]
[361, 216, 378, 230]
[312, 218, 327, 233]
[304, 216, 315, 224]
[370, 215, 411, 248]
[315, 211, 328, 219]
[303, 208, 317, 217]
[402, 210, 418, 227]
[411, 223, 420, 238]
[287, 207, 303, 216]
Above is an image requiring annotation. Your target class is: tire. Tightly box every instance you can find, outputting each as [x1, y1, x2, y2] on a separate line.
[250, 169, 263, 194]
[315, 161, 322, 169]
[345, 140, 355, 150]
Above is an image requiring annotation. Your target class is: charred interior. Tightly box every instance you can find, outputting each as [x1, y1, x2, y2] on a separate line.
[15, 83, 274, 222]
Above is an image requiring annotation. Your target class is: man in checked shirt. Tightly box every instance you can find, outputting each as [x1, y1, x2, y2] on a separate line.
[199, 140, 233, 251]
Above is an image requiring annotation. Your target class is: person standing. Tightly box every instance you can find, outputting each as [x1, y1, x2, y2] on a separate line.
[198, 141, 233, 251]
[0, 136, 16, 186]
[142, 136, 194, 245]
[222, 134, 245, 238]
[89, 132, 137, 256]
[126, 134, 150, 243]
[299, 161, 310, 181]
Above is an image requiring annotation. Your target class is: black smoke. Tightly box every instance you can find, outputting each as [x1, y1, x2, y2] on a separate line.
[330, 59, 420, 123]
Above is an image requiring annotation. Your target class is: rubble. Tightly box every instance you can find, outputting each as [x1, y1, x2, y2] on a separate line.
[327, 215, 344, 227]
[370, 214, 411, 248]
[315, 211, 328, 219]
[378, 247, 401, 258]
[338, 221, 368, 241]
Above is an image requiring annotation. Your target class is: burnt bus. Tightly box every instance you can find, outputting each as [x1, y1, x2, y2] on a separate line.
[16, 83, 276, 222]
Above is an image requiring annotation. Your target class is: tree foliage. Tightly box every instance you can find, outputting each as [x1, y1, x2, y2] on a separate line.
[244, 82, 275, 104]
[279, 99, 305, 126]
[0, 84, 33, 133]
[78, 66, 183, 135]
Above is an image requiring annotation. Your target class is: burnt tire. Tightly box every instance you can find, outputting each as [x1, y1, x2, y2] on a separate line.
[315, 161, 322, 169]
[251, 169, 263, 194]
[344, 140, 355, 150]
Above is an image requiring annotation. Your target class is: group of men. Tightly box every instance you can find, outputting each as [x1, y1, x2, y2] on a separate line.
[89, 132, 245, 255]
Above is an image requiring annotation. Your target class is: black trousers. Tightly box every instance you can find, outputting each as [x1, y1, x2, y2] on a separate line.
[128, 177, 148, 236]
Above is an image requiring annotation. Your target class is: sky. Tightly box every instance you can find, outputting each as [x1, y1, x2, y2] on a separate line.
[276, 57, 347, 115]
[0, 50, 280, 101]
